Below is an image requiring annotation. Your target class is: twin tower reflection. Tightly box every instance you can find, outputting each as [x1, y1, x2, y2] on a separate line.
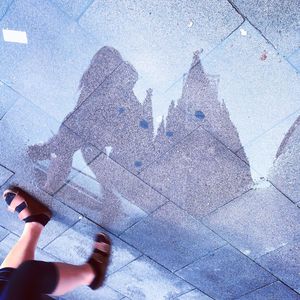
[27, 46, 299, 223]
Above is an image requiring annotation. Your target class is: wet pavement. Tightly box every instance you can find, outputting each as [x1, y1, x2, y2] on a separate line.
[0, 0, 300, 299]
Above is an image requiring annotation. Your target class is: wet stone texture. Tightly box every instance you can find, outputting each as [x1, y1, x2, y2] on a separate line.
[0, 0, 300, 299]
[232, 0, 300, 56]
[237, 281, 300, 300]
[203, 185, 300, 259]
[256, 241, 300, 293]
[176, 244, 276, 299]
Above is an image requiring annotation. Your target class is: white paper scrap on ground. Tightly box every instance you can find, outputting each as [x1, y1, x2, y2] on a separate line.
[2, 29, 28, 44]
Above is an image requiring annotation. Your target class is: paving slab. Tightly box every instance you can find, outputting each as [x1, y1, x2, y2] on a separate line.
[0, 97, 100, 195]
[44, 217, 142, 275]
[0, 174, 81, 249]
[237, 281, 300, 300]
[0, 0, 101, 122]
[232, 0, 300, 55]
[203, 185, 300, 259]
[0, 164, 13, 187]
[176, 289, 213, 299]
[51, 0, 94, 19]
[61, 285, 124, 300]
[266, 113, 300, 203]
[139, 127, 253, 219]
[79, 0, 243, 103]
[107, 256, 193, 300]
[176, 244, 276, 300]
[55, 153, 167, 234]
[0, 0, 13, 20]
[288, 49, 300, 73]
[0, 227, 9, 242]
[201, 21, 300, 181]
[236, 109, 300, 199]
[120, 202, 227, 272]
[256, 241, 300, 293]
[0, 82, 19, 120]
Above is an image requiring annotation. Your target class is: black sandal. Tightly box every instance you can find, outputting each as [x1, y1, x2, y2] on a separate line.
[87, 233, 112, 290]
[2, 187, 52, 226]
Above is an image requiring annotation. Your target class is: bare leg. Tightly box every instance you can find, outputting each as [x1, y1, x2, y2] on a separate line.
[0, 222, 43, 269]
[49, 263, 95, 296]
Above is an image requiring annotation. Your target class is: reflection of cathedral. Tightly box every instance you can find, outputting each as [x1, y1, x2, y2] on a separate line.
[29, 46, 253, 218]
[269, 115, 300, 202]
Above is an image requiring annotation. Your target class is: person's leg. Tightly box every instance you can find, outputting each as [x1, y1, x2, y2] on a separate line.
[0, 222, 43, 269]
[1, 237, 110, 299]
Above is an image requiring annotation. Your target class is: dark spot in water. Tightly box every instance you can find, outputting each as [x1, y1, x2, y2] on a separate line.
[118, 107, 125, 114]
[195, 110, 205, 120]
[166, 131, 174, 137]
[139, 119, 149, 129]
[134, 161, 142, 167]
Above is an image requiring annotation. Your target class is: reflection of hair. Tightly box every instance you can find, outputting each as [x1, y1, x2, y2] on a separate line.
[78, 46, 123, 91]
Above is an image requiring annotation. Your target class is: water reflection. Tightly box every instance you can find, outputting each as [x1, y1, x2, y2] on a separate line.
[29, 45, 300, 224]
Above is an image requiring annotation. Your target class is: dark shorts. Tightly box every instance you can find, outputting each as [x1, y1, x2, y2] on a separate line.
[0, 268, 14, 296]
[0, 267, 54, 300]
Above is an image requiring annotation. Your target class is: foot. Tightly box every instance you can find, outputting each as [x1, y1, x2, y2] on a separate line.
[87, 233, 112, 290]
[2, 187, 52, 226]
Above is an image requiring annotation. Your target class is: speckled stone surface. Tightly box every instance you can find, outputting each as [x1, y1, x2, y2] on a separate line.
[237, 281, 300, 300]
[232, 0, 300, 55]
[107, 256, 193, 300]
[177, 244, 276, 299]
[51, 0, 94, 19]
[120, 202, 227, 272]
[256, 241, 300, 293]
[176, 289, 213, 299]
[0, 164, 13, 187]
[203, 185, 300, 259]
[0, 0, 300, 298]
[0, 82, 19, 120]
[139, 127, 253, 219]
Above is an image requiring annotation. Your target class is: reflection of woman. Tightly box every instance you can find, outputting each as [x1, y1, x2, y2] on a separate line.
[28, 46, 139, 193]
[0, 187, 111, 299]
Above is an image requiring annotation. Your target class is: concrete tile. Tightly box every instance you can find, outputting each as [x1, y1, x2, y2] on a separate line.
[0, 0, 101, 122]
[0, 164, 13, 186]
[267, 113, 300, 203]
[61, 285, 124, 300]
[177, 289, 213, 300]
[44, 217, 142, 275]
[201, 21, 300, 181]
[55, 153, 166, 234]
[232, 0, 300, 55]
[0, 226, 9, 242]
[0, 174, 80, 249]
[107, 256, 193, 300]
[236, 109, 300, 197]
[237, 281, 300, 300]
[51, 0, 94, 19]
[176, 244, 276, 300]
[288, 49, 300, 73]
[257, 241, 300, 293]
[203, 185, 300, 259]
[0, 82, 19, 120]
[0, 0, 13, 20]
[0, 98, 100, 195]
[55, 172, 147, 235]
[139, 127, 253, 219]
[79, 0, 243, 102]
[120, 202, 227, 272]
